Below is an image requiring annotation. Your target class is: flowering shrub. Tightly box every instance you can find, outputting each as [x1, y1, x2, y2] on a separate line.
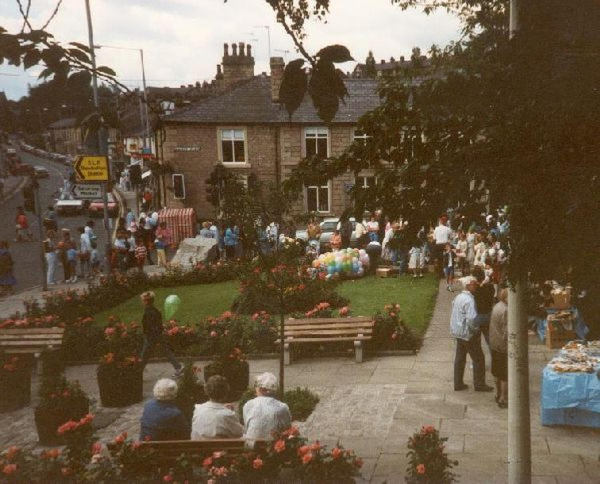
[37, 374, 89, 415]
[370, 303, 420, 351]
[406, 425, 458, 483]
[0, 315, 61, 329]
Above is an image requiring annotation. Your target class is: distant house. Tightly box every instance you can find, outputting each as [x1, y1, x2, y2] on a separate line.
[46, 118, 82, 155]
[161, 42, 383, 220]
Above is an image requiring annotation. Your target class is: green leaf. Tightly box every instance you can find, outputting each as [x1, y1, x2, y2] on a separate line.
[308, 59, 347, 123]
[67, 48, 91, 64]
[69, 42, 91, 54]
[279, 58, 307, 118]
[316, 44, 353, 63]
[23, 49, 41, 69]
[96, 65, 116, 77]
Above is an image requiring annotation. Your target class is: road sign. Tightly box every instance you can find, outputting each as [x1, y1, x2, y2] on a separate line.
[71, 183, 102, 199]
[74, 155, 109, 182]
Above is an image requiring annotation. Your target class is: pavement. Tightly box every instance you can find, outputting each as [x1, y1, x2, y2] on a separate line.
[0, 281, 599, 483]
[0, 175, 27, 203]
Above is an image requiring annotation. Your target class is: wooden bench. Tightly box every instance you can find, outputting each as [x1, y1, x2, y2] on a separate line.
[0, 327, 65, 372]
[110, 439, 266, 466]
[277, 317, 374, 365]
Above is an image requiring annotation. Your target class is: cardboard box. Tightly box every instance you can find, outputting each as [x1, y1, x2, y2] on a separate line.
[550, 291, 571, 310]
[376, 267, 396, 278]
[546, 328, 577, 349]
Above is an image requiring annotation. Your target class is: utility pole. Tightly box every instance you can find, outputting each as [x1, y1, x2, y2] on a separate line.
[140, 49, 151, 152]
[32, 178, 47, 291]
[85, 0, 112, 271]
[507, 1, 531, 483]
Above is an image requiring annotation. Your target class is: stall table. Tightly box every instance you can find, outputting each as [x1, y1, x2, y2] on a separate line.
[536, 307, 589, 343]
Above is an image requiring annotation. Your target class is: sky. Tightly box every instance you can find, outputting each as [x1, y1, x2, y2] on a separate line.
[0, 0, 462, 101]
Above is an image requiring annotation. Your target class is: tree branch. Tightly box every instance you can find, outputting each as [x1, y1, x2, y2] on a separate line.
[41, 0, 64, 31]
[15, 0, 33, 32]
[275, 5, 315, 66]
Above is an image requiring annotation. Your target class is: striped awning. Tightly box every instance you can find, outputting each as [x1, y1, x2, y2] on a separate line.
[158, 208, 197, 246]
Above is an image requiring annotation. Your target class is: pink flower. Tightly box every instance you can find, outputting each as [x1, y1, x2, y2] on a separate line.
[339, 306, 349, 316]
[302, 452, 314, 464]
[417, 463, 426, 474]
[210, 331, 218, 338]
[274, 439, 286, 453]
[91, 442, 102, 455]
[421, 425, 435, 435]
[2, 464, 17, 475]
[104, 327, 115, 336]
[331, 447, 343, 459]
[252, 457, 263, 469]
[163, 474, 173, 482]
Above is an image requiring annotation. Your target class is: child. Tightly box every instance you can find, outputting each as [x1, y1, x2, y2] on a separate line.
[330, 229, 342, 251]
[135, 236, 147, 272]
[455, 231, 468, 276]
[442, 243, 456, 291]
[66, 243, 78, 283]
[408, 241, 423, 278]
[90, 247, 101, 275]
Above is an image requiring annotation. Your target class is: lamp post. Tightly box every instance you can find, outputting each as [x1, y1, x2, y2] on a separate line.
[94, 44, 151, 151]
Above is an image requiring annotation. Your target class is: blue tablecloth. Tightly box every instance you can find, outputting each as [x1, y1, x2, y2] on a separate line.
[536, 307, 589, 342]
[541, 366, 600, 428]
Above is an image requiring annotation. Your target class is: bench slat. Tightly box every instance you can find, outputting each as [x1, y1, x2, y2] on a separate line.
[284, 324, 373, 331]
[0, 340, 62, 346]
[277, 336, 371, 343]
[0, 335, 64, 341]
[285, 317, 372, 325]
[284, 329, 373, 337]
[0, 328, 64, 334]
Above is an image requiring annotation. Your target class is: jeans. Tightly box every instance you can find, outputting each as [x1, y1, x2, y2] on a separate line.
[398, 250, 407, 275]
[368, 232, 379, 242]
[45, 252, 57, 284]
[80, 256, 90, 277]
[454, 333, 487, 389]
[140, 336, 181, 371]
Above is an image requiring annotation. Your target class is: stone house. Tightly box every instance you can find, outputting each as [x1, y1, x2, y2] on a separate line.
[161, 42, 381, 220]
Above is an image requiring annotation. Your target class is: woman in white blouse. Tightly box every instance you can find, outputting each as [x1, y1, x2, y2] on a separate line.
[243, 373, 291, 440]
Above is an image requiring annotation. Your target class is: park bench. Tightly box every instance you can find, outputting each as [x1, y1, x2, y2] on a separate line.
[0, 327, 65, 372]
[110, 439, 266, 466]
[277, 316, 374, 365]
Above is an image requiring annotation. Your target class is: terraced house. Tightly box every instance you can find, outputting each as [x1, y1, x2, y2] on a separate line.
[160, 41, 384, 220]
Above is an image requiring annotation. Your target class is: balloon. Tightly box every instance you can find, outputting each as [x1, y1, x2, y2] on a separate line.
[164, 295, 181, 320]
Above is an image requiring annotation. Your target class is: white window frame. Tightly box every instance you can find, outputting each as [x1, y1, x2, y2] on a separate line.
[218, 128, 247, 164]
[355, 175, 376, 189]
[304, 127, 329, 158]
[353, 129, 371, 144]
[305, 182, 331, 214]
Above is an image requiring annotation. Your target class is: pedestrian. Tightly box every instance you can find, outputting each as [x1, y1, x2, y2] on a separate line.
[473, 233, 488, 268]
[139, 291, 183, 378]
[43, 230, 58, 285]
[58, 229, 73, 283]
[14, 206, 31, 242]
[199, 221, 213, 238]
[408, 238, 423, 278]
[489, 288, 509, 408]
[456, 231, 468, 276]
[154, 222, 171, 267]
[443, 243, 456, 291]
[365, 238, 382, 275]
[472, 266, 495, 347]
[78, 227, 92, 278]
[0, 240, 17, 295]
[306, 219, 321, 255]
[66, 243, 78, 283]
[134, 236, 147, 272]
[339, 215, 353, 249]
[90, 246, 101, 275]
[43, 205, 57, 232]
[127, 229, 137, 268]
[366, 215, 379, 242]
[354, 216, 369, 248]
[330, 229, 342, 251]
[125, 208, 136, 227]
[450, 276, 494, 393]
[433, 215, 453, 277]
[113, 230, 129, 273]
[224, 222, 238, 260]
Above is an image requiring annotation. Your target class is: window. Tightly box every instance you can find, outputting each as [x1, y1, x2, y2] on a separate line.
[172, 174, 185, 199]
[356, 175, 376, 189]
[220, 129, 246, 163]
[353, 129, 371, 144]
[305, 127, 328, 158]
[306, 183, 330, 213]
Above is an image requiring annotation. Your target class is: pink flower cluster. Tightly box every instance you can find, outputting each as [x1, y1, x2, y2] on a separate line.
[56, 414, 94, 435]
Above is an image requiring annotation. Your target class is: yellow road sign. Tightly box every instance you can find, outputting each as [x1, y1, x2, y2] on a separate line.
[74, 155, 109, 182]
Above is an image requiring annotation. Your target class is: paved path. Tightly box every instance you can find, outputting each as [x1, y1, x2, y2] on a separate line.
[0, 280, 598, 483]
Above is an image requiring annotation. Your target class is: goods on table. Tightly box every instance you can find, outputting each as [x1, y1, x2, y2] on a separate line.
[547, 341, 600, 373]
[546, 310, 577, 349]
[312, 248, 369, 279]
[549, 284, 571, 309]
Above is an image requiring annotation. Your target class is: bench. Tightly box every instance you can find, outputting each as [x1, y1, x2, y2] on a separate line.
[277, 317, 374, 365]
[110, 439, 266, 466]
[0, 327, 65, 372]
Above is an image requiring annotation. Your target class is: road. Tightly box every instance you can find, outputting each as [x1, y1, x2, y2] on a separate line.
[0, 148, 110, 292]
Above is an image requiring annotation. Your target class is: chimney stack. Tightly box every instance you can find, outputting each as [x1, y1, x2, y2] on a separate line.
[224, 43, 229, 57]
[270, 57, 285, 103]
[221, 40, 255, 88]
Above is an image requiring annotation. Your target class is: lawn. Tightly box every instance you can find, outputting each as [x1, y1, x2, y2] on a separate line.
[93, 275, 439, 335]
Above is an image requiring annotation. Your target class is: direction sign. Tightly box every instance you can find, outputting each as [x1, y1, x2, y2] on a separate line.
[74, 155, 109, 182]
[71, 183, 102, 199]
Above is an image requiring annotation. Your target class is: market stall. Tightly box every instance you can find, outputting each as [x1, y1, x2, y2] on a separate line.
[157, 208, 197, 247]
[536, 307, 589, 348]
[541, 341, 600, 428]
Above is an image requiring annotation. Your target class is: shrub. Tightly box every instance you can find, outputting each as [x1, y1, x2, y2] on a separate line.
[406, 425, 458, 483]
[370, 303, 420, 351]
[37, 375, 89, 415]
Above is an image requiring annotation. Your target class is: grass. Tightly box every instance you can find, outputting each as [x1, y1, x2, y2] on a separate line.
[93, 280, 239, 326]
[92, 274, 439, 336]
[337, 273, 439, 336]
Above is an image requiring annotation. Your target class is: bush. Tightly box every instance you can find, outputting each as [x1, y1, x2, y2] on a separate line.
[370, 303, 420, 351]
[406, 425, 458, 483]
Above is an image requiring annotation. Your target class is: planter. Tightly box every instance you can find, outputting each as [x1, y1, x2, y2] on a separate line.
[34, 398, 89, 445]
[97, 364, 143, 407]
[204, 360, 250, 402]
[0, 368, 32, 413]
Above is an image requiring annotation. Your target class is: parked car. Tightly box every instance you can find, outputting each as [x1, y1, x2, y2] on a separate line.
[88, 193, 118, 218]
[295, 217, 360, 252]
[55, 191, 84, 216]
[33, 166, 50, 178]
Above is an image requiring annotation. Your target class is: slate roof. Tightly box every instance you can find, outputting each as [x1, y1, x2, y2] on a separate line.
[165, 76, 381, 125]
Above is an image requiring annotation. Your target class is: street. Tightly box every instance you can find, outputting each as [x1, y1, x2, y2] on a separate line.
[0, 148, 109, 292]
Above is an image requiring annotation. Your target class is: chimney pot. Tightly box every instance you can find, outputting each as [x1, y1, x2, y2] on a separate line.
[224, 43, 229, 57]
[239, 42, 245, 56]
[232, 43, 238, 56]
[400, 56, 405, 62]
[380, 59, 385, 64]
[247, 44, 252, 57]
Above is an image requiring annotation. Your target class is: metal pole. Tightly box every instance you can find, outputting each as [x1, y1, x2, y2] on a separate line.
[33, 179, 47, 291]
[507, 280, 531, 483]
[140, 49, 151, 153]
[510, 0, 521, 39]
[85, 0, 111, 272]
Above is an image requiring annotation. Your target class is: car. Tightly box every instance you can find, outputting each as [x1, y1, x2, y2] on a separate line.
[88, 193, 118, 218]
[33, 166, 50, 178]
[295, 217, 360, 252]
[54, 191, 84, 216]
[11, 163, 35, 176]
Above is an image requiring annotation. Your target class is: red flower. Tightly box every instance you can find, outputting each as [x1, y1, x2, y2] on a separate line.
[202, 457, 213, 468]
[421, 425, 435, 435]
[252, 457, 263, 469]
[274, 439, 286, 453]
[355, 458, 364, 468]
[417, 463, 426, 474]
[5, 446, 18, 461]
[91, 443, 102, 455]
[331, 447, 343, 459]
[297, 445, 310, 456]
[2, 464, 17, 475]
[302, 452, 314, 464]
[163, 474, 173, 482]
[338, 306, 349, 316]
[115, 432, 127, 444]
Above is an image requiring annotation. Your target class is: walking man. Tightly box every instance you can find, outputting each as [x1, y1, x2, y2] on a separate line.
[450, 276, 493, 392]
[139, 291, 183, 378]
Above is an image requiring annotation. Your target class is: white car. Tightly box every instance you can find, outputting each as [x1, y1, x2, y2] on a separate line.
[55, 192, 84, 216]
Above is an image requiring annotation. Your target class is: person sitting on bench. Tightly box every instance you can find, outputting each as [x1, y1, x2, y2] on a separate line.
[140, 379, 189, 441]
[243, 373, 291, 440]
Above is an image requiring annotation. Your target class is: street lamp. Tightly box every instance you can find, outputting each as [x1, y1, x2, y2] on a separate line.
[94, 44, 151, 151]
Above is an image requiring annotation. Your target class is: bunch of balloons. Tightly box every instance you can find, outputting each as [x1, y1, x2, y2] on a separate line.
[312, 248, 370, 279]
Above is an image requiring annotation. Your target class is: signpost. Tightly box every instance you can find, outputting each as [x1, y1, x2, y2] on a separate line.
[71, 183, 103, 199]
[74, 155, 109, 182]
